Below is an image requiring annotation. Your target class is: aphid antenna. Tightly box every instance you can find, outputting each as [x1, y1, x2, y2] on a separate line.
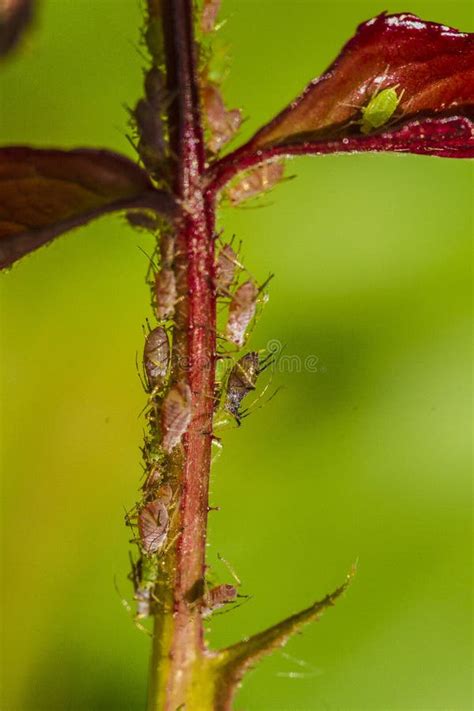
[258, 273, 275, 294]
[124, 133, 140, 154]
[208, 437, 224, 468]
[213, 414, 233, 430]
[225, 195, 270, 210]
[239, 383, 283, 422]
[128, 38, 150, 64]
[137, 244, 160, 274]
[275, 650, 323, 680]
[215, 334, 242, 354]
[208, 594, 252, 617]
[135, 352, 150, 394]
[257, 349, 277, 372]
[216, 552, 242, 587]
[212, 228, 225, 243]
[123, 504, 137, 526]
[114, 573, 154, 635]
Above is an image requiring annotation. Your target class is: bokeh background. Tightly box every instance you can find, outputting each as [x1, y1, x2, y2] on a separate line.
[0, 1, 472, 709]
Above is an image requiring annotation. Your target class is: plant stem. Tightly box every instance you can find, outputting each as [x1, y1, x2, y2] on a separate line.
[147, 1, 217, 708]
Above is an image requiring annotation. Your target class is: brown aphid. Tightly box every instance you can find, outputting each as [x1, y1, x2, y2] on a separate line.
[155, 268, 177, 321]
[202, 82, 242, 154]
[227, 161, 285, 205]
[226, 280, 258, 347]
[144, 326, 170, 389]
[138, 498, 169, 555]
[225, 351, 259, 423]
[202, 583, 238, 617]
[201, 0, 221, 33]
[161, 383, 192, 452]
[215, 243, 238, 294]
[134, 67, 167, 172]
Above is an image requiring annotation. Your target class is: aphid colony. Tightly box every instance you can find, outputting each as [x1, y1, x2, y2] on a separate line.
[125, 0, 278, 619]
[125, 227, 273, 623]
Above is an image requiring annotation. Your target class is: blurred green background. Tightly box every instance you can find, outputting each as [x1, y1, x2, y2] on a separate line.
[0, 1, 472, 709]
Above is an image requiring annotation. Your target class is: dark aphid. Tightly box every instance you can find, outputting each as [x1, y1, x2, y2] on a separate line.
[202, 82, 242, 154]
[225, 351, 259, 423]
[201, 0, 221, 33]
[145, 66, 165, 105]
[144, 326, 170, 389]
[133, 67, 169, 179]
[227, 161, 285, 205]
[161, 383, 192, 452]
[202, 583, 237, 617]
[226, 280, 259, 347]
[155, 268, 177, 321]
[138, 498, 169, 555]
[215, 243, 238, 294]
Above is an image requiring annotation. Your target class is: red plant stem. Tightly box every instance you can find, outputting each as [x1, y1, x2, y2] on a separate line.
[147, 1, 217, 708]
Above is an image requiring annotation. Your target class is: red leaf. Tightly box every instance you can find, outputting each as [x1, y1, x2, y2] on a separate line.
[0, 0, 33, 56]
[0, 147, 176, 269]
[210, 13, 474, 188]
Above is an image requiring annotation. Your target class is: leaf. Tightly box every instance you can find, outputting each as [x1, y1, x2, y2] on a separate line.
[0, 147, 176, 269]
[210, 13, 474, 187]
[0, 0, 34, 56]
[210, 567, 355, 711]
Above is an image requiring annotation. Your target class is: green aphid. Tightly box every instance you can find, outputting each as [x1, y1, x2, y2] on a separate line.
[360, 85, 404, 134]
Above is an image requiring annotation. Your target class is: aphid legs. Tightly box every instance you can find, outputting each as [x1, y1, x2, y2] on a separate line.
[238, 383, 282, 424]
[114, 575, 152, 636]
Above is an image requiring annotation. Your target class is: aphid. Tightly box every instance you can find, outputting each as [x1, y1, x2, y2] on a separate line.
[143, 326, 170, 389]
[226, 280, 259, 347]
[202, 583, 237, 617]
[138, 497, 169, 555]
[201, 0, 222, 33]
[360, 85, 405, 134]
[215, 243, 238, 294]
[133, 66, 173, 185]
[129, 554, 159, 619]
[161, 383, 192, 452]
[201, 82, 242, 153]
[155, 268, 177, 321]
[225, 351, 259, 423]
[227, 161, 285, 205]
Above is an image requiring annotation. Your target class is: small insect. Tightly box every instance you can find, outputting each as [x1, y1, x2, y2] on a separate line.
[201, 82, 242, 154]
[143, 326, 170, 390]
[129, 554, 159, 620]
[138, 497, 169, 555]
[133, 66, 168, 168]
[202, 583, 238, 617]
[161, 382, 192, 452]
[224, 351, 259, 423]
[155, 268, 177, 321]
[227, 161, 285, 205]
[359, 84, 405, 134]
[215, 243, 239, 294]
[226, 280, 259, 347]
[200, 0, 221, 33]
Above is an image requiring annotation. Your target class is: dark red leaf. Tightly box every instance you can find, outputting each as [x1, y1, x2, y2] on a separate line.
[0, 147, 176, 269]
[210, 13, 474, 189]
[0, 0, 33, 56]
